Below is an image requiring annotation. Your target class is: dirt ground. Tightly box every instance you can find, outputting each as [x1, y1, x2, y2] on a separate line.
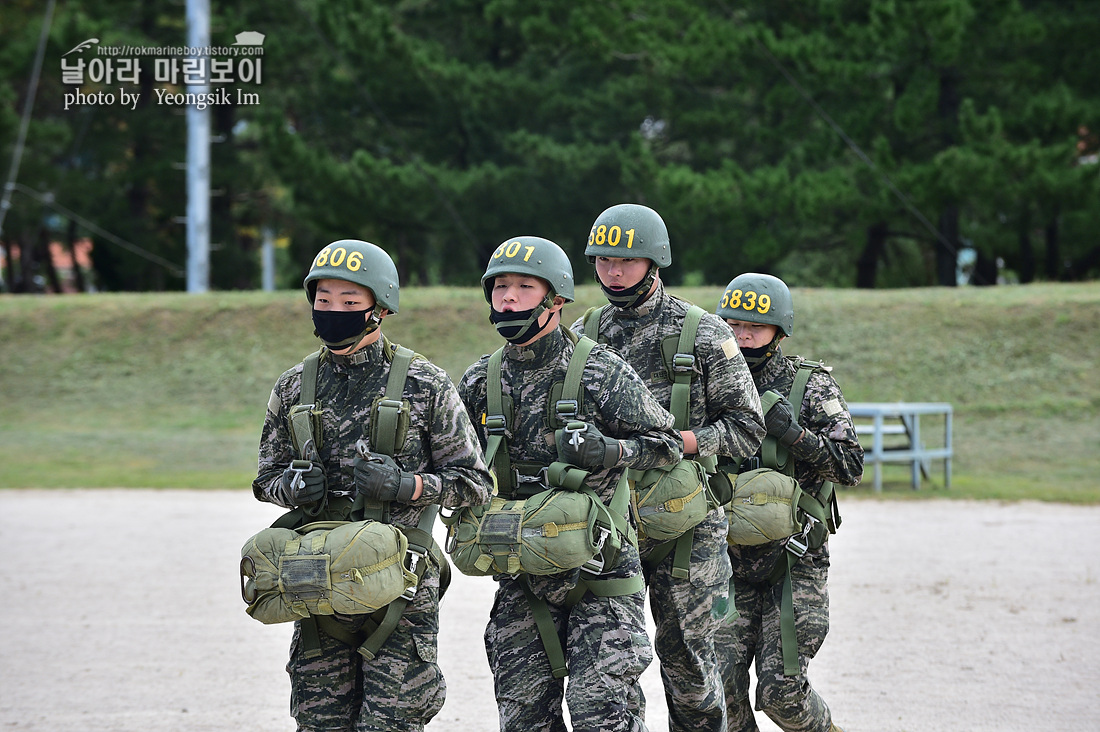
[1, 489, 1098, 732]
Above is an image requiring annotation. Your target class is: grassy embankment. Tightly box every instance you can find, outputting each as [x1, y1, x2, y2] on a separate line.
[1, 282, 1097, 502]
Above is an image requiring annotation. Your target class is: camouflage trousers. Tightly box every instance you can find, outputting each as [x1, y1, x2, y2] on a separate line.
[485, 575, 653, 732]
[285, 561, 445, 732]
[632, 508, 734, 732]
[715, 546, 832, 732]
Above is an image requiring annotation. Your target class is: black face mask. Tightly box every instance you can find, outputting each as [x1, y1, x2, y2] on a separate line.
[489, 306, 546, 344]
[739, 341, 778, 372]
[599, 264, 657, 309]
[312, 308, 380, 351]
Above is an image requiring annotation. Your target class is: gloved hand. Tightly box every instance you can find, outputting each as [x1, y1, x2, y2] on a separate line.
[763, 391, 804, 448]
[353, 452, 418, 503]
[276, 461, 327, 506]
[556, 421, 622, 469]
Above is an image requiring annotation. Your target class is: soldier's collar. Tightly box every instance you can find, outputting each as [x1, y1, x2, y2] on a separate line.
[328, 338, 384, 368]
[505, 326, 565, 366]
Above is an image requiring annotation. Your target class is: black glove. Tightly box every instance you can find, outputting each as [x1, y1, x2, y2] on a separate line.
[763, 391, 804, 448]
[556, 421, 622, 469]
[353, 452, 418, 503]
[276, 461, 327, 506]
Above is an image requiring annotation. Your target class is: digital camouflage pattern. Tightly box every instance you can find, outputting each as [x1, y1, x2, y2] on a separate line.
[254, 337, 493, 732]
[716, 346, 863, 732]
[572, 281, 765, 732]
[458, 326, 682, 732]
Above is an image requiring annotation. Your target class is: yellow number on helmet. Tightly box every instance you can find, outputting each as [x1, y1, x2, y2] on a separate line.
[758, 294, 770, 313]
[314, 246, 331, 267]
[743, 290, 757, 312]
[347, 251, 363, 271]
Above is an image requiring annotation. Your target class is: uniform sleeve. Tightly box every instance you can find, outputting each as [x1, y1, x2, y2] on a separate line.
[789, 370, 864, 487]
[586, 347, 683, 471]
[409, 365, 494, 511]
[251, 366, 301, 507]
[457, 357, 490, 452]
[693, 316, 766, 460]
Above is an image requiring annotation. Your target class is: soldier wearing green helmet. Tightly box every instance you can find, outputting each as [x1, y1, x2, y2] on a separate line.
[573, 204, 765, 732]
[252, 239, 493, 731]
[714, 272, 864, 732]
[459, 235, 683, 732]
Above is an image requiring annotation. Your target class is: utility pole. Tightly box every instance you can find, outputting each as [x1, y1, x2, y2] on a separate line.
[185, 0, 210, 293]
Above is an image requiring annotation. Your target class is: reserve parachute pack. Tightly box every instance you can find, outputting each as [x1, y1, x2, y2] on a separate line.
[240, 337, 447, 661]
[443, 333, 633, 579]
[442, 330, 643, 679]
[581, 304, 732, 579]
[722, 356, 842, 675]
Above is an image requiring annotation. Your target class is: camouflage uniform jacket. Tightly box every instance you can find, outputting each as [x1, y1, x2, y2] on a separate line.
[253, 337, 494, 531]
[730, 345, 864, 583]
[570, 280, 765, 464]
[458, 326, 683, 604]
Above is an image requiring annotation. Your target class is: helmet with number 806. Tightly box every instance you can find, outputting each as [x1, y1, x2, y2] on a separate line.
[583, 203, 672, 267]
[716, 272, 794, 337]
[303, 239, 400, 313]
[481, 236, 575, 303]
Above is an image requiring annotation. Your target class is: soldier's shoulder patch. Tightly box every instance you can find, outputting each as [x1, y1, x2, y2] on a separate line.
[822, 397, 842, 417]
[720, 337, 739, 360]
[267, 387, 281, 415]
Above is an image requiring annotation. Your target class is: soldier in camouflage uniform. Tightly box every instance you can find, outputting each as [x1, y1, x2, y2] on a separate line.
[253, 239, 493, 732]
[458, 235, 682, 732]
[571, 204, 765, 732]
[713, 273, 863, 732]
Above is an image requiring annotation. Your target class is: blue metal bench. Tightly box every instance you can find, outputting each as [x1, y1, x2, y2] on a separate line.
[847, 402, 953, 492]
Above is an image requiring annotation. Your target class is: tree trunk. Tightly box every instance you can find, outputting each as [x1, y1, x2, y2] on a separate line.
[856, 221, 887, 288]
[936, 206, 959, 287]
[1044, 216, 1062, 280]
[37, 226, 62, 294]
[1016, 209, 1035, 284]
[66, 219, 87, 293]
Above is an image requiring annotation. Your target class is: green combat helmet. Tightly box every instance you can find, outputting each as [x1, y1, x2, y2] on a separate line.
[303, 239, 400, 351]
[482, 236, 574, 343]
[303, 239, 400, 312]
[715, 272, 794, 337]
[584, 203, 670, 308]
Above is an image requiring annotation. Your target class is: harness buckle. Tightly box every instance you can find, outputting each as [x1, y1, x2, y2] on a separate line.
[555, 399, 579, 420]
[581, 526, 611, 574]
[514, 466, 551, 491]
[563, 420, 586, 449]
[401, 544, 428, 601]
[738, 456, 762, 474]
[484, 414, 507, 436]
[672, 353, 695, 374]
[785, 534, 809, 558]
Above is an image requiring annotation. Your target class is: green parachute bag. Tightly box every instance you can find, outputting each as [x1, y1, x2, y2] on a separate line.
[628, 458, 710, 542]
[445, 487, 619, 577]
[725, 468, 805, 546]
[240, 520, 417, 624]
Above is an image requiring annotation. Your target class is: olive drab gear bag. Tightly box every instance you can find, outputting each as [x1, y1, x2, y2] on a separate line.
[443, 334, 633, 579]
[581, 303, 729, 580]
[442, 331, 643, 679]
[240, 338, 450, 662]
[241, 519, 416, 624]
[723, 357, 842, 676]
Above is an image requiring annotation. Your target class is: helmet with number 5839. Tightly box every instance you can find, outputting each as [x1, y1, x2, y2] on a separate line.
[716, 272, 794, 337]
[303, 239, 400, 313]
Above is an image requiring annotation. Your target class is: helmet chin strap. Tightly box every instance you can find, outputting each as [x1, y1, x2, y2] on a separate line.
[489, 294, 555, 344]
[599, 263, 658, 309]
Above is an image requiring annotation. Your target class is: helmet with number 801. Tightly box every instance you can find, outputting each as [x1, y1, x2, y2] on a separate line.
[481, 236, 575, 303]
[584, 203, 672, 267]
[716, 272, 794, 337]
[303, 239, 400, 313]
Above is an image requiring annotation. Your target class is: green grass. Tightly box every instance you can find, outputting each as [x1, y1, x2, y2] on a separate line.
[2, 282, 1098, 502]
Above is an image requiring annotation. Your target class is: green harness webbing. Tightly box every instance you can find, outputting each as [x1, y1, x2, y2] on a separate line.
[281, 339, 450, 661]
[485, 331, 642, 678]
[582, 303, 714, 580]
[759, 359, 843, 676]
